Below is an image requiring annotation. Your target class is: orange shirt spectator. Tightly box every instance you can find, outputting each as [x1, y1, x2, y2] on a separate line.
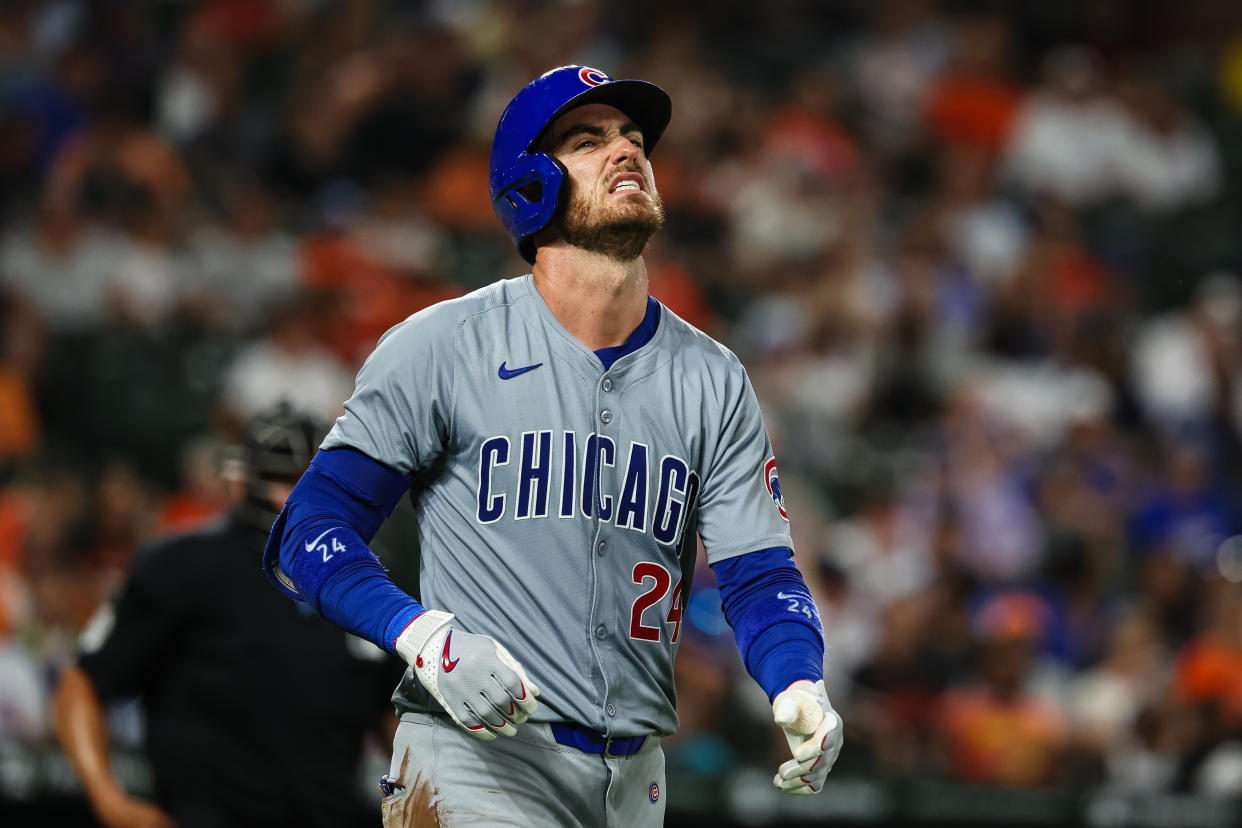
[924, 16, 1024, 155]
[0, 366, 39, 463]
[1174, 579, 1242, 728]
[301, 233, 462, 364]
[1174, 637, 1242, 726]
[648, 257, 716, 334]
[939, 591, 1066, 786]
[940, 683, 1065, 786]
[925, 73, 1023, 155]
[422, 145, 497, 231]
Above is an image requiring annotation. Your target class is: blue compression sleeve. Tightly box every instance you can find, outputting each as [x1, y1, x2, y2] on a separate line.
[712, 547, 825, 701]
[263, 447, 424, 652]
[318, 558, 426, 652]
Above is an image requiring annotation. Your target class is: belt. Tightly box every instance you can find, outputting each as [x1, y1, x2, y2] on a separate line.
[550, 722, 647, 757]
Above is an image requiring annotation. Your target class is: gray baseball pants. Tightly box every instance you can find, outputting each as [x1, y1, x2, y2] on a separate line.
[380, 713, 666, 827]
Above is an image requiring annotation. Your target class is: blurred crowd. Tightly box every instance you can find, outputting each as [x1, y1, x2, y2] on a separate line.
[3, 0, 1242, 805]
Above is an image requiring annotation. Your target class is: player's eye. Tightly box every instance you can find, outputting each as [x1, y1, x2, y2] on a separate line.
[575, 138, 596, 150]
[628, 135, 644, 150]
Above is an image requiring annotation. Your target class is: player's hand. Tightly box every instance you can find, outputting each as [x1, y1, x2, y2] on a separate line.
[771, 679, 843, 795]
[94, 789, 176, 828]
[395, 610, 539, 741]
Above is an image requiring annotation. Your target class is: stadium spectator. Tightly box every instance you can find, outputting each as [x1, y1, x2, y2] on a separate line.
[183, 179, 300, 333]
[937, 592, 1067, 786]
[1066, 612, 1171, 780]
[0, 201, 121, 333]
[923, 14, 1024, 155]
[1130, 272, 1242, 436]
[1112, 72, 1222, 212]
[1003, 45, 1131, 206]
[218, 294, 355, 427]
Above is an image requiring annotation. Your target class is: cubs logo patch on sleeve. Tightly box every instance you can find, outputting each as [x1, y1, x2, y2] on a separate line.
[764, 457, 788, 520]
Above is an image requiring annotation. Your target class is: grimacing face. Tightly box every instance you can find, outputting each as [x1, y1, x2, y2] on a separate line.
[546, 103, 664, 261]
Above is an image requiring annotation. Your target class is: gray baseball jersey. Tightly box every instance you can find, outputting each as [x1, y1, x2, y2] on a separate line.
[324, 274, 793, 737]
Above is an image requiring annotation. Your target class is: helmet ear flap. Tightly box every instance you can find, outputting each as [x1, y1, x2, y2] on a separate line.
[491, 152, 566, 264]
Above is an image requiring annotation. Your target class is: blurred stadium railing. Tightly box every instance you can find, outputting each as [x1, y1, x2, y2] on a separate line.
[1, 743, 1239, 828]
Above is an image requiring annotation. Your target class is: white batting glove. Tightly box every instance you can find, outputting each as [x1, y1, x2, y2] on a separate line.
[395, 610, 539, 741]
[771, 679, 843, 795]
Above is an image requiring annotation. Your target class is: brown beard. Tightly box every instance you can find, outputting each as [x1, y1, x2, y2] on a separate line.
[555, 180, 665, 262]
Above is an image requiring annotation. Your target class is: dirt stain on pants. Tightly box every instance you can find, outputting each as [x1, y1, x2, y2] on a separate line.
[381, 748, 447, 828]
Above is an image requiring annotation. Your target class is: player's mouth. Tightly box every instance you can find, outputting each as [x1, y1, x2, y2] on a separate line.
[609, 173, 645, 194]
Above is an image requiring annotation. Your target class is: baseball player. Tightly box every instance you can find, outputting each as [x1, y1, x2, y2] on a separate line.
[264, 65, 843, 826]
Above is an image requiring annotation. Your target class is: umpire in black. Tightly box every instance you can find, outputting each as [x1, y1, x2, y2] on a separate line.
[53, 405, 405, 828]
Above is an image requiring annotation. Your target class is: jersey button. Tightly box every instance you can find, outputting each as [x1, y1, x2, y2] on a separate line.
[595, 624, 608, 640]
[600, 409, 612, 423]
[596, 541, 606, 557]
[602, 378, 613, 392]
[606, 704, 616, 717]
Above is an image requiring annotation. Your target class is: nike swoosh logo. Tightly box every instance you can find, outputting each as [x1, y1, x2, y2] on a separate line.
[441, 630, 460, 672]
[498, 361, 543, 380]
[304, 528, 336, 560]
[776, 591, 800, 600]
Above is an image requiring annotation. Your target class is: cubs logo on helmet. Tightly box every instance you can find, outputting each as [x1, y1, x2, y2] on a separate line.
[764, 457, 788, 520]
[578, 67, 610, 86]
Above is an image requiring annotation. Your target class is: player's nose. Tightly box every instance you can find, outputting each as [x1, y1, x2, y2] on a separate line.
[608, 134, 640, 165]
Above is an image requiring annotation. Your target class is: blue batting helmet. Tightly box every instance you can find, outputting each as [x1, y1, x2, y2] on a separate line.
[489, 65, 672, 264]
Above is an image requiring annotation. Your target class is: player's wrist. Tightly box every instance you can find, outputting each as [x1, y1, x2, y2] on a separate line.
[382, 599, 429, 653]
[781, 678, 819, 694]
[393, 609, 454, 666]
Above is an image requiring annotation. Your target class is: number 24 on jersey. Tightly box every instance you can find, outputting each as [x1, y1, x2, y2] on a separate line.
[629, 562, 683, 644]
